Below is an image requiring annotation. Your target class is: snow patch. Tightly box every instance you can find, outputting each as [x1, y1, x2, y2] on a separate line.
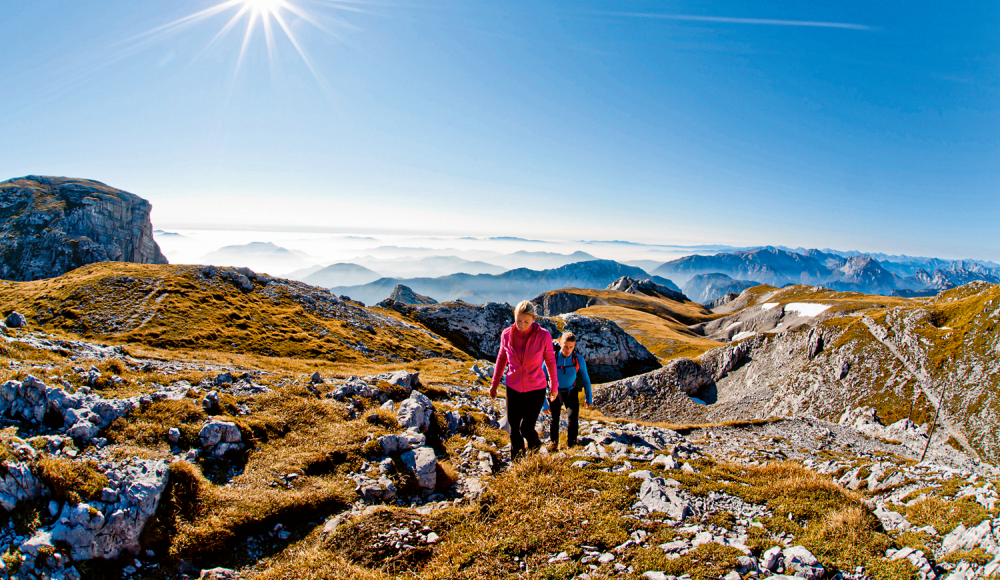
[732, 331, 758, 342]
[760, 303, 781, 311]
[783, 303, 831, 318]
[725, 321, 743, 331]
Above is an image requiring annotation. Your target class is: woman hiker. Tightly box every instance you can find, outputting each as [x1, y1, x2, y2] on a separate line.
[542, 331, 592, 451]
[490, 300, 558, 460]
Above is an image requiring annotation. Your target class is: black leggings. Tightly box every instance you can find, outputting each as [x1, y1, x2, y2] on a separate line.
[506, 387, 546, 459]
[549, 389, 580, 445]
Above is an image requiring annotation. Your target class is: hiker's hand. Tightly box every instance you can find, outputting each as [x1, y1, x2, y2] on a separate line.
[549, 390, 558, 402]
[489, 385, 497, 399]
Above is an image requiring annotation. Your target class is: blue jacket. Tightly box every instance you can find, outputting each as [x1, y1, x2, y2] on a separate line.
[542, 350, 593, 409]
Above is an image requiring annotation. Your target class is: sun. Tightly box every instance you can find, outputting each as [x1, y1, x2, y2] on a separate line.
[244, 0, 286, 14]
[133, 0, 358, 94]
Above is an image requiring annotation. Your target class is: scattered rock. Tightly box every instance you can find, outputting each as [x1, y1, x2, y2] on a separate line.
[397, 391, 435, 433]
[5, 311, 27, 328]
[198, 421, 243, 457]
[638, 478, 692, 520]
[401, 447, 437, 492]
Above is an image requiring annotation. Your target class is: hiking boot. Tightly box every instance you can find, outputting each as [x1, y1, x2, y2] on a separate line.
[546, 441, 559, 453]
[566, 440, 577, 448]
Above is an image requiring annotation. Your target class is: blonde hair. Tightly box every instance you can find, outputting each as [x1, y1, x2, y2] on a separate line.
[513, 300, 537, 318]
[560, 331, 577, 343]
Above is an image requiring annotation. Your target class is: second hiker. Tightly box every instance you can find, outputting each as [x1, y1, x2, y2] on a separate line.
[543, 331, 592, 451]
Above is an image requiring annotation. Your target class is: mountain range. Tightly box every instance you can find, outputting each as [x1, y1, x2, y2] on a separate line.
[330, 259, 653, 305]
[655, 247, 1000, 300]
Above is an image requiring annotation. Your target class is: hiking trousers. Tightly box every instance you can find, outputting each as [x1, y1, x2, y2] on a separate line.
[506, 386, 545, 460]
[549, 388, 580, 446]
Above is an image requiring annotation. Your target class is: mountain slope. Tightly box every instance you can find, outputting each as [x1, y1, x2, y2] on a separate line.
[331, 260, 650, 305]
[683, 273, 760, 304]
[0, 262, 463, 363]
[201, 242, 310, 273]
[597, 281, 1000, 462]
[653, 247, 1000, 297]
[531, 286, 723, 360]
[654, 248, 830, 287]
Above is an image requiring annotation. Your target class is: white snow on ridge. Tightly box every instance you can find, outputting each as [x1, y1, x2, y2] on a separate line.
[784, 303, 831, 318]
[760, 302, 781, 311]
[732, 331, 758, 342]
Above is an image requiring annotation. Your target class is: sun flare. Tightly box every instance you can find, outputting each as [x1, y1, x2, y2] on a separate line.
[244, 0, 286, 14]
[134, 0, 358, 94]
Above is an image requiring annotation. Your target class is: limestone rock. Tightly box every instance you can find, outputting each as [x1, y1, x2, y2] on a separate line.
[0, 376, 137, 442]
[605, 276, 686, 301]
[782, 545, 823, 580]
[0, 176, 167, 281]
[355, 474, 397, 504]
[198, 421, 243, 457]
[44, 459, 170, 561]
[401, 446, 437, 492]
[594, 359, 713, 421]
[638, 477, 692, 520]
[537, 313, 661, 382]
[200, 568, 240, 580]
[0, 461, 43, 511]
[382, 300, 513, 360]
[397, 392, 434, 433]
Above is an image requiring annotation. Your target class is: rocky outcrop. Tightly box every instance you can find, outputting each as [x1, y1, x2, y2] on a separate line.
[593, 358, 713, 421]
[605, 276, 687, 301]
[531, 291, 604, 317]
[380, 300, 514, 360]
[1, 376, 137, 444]
[383, 301, 658, 381]
[385, 284, 437, 305]
[0, 176, 167, 281]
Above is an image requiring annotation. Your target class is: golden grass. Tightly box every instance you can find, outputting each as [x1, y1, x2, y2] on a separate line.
[36, 457, 109, 505]
[541, 287, 718, 325]
[577, 305, 723, 361]
[246, 454, 641, 580]
[0, 262, 466, 365]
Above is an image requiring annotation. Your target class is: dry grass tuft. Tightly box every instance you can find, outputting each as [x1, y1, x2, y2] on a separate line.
[36, 457, 109, 506]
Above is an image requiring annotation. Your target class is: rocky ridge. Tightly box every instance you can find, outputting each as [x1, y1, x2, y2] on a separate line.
[0, 176, 167, 282]
[598, 281, 1000, 465]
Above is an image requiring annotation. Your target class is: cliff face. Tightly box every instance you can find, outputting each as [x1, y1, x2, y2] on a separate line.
[0, 176, 167, 281]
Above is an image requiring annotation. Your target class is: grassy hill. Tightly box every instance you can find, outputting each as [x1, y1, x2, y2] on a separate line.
[532, 287, 724, 360]
[0, 263, 465, 364]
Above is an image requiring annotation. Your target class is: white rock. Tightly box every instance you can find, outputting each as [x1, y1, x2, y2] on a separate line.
[397, 391, 435, 433]
[638, 478, 692, 520]
[651, 454, 679, 470]
[761, 545, 783, 571]
[401, 446, 437, 492]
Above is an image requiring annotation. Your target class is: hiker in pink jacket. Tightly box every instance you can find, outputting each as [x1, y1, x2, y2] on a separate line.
[490, 300, 559, 460]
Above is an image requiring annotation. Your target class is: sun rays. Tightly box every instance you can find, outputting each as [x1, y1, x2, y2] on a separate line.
[130, 0, 362, 93]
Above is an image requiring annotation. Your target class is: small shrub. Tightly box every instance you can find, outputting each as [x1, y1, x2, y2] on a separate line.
[941, 548, 993, 566]
[36, 457, 108, 505]
[362, 440, 384, 458]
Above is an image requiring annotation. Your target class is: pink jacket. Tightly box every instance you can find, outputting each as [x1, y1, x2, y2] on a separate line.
[492, 322, 558, 395]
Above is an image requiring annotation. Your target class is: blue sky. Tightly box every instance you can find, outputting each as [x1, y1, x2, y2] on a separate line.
[1, 0, 997, 259]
